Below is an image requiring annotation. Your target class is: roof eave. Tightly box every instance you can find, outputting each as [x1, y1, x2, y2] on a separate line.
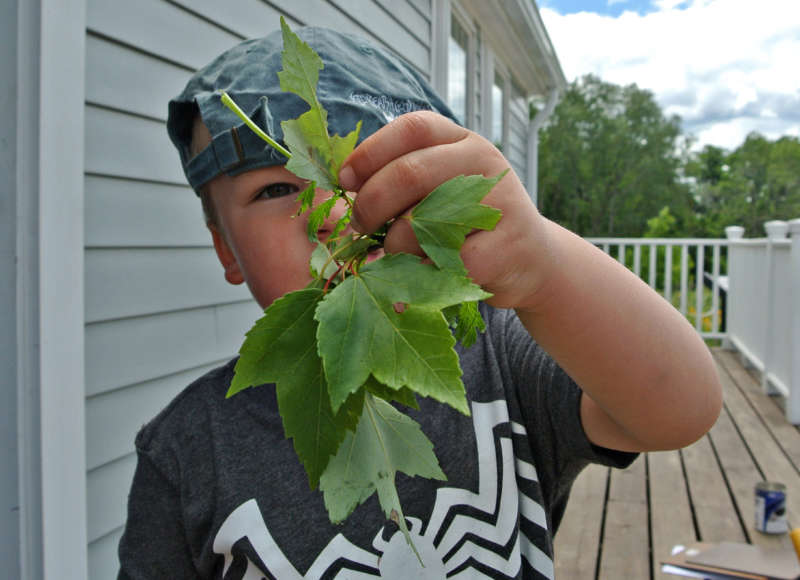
[460, 0, 567, 96]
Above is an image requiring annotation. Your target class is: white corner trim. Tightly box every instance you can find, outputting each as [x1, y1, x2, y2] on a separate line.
[37, 0, 88, 577]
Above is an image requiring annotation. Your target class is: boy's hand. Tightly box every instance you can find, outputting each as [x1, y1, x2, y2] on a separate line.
[338, 111, 554, 312]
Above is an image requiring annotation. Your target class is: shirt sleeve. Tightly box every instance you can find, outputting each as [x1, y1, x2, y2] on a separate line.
[117, 444, 197, 579]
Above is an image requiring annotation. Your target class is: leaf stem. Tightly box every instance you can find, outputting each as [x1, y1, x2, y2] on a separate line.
[335, 187, 355, 210]
[323, 262, 346, 293]
[220, 91, 293, 160]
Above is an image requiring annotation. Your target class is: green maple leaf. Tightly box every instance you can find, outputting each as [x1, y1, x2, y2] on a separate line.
[228, 288, 323, 396]
[364, 375, 419, 410]
[443, 300, 486, 348]
[319, 393, 445, 552]
[306, 195, 338, 241]
[296, 181, 317, 216]
[228, 288, 358, 487]
[330, 123, 362, 177]
[310, 242, 339, 279]
[409, 172, 505, 273]
[282, 116, 336, 190]
[277, 16, 323, 109]
[314, 254, 489, 414]
[277, 360, 363, 488]
[278, 17, 360, 189]
[329, 236, 373, 263]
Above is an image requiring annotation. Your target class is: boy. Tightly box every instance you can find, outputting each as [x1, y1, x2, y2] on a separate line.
[117, 24, 722, 579]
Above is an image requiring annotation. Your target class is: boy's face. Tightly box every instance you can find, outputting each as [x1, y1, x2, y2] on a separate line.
[206, 165, 351, 309]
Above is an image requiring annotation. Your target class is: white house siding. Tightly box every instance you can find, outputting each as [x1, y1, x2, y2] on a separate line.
[82, 0, 434, 577]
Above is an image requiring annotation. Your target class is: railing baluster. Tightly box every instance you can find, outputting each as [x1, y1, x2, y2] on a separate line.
[664, 243, 673, 302]
[711, 244, 721, 334]
[649, 245, 657, 289]
[680, 245, 688, 316]
[695, 244, 705, 332]
[585, 236, 732, 342]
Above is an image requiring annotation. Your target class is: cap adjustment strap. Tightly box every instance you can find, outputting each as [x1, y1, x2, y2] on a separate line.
[185, 128, 248, 191]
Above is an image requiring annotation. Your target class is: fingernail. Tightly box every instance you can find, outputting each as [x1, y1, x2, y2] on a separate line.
[339, 165, 358, 191]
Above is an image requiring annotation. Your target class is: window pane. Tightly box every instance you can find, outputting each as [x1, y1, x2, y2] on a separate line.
[448, 16, 468, 124]
[492, 71, 504, 147]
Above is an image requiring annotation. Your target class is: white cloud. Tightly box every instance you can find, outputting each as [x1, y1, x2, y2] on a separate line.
[652, 0, 691, 10]
[540, 0, 800, 150]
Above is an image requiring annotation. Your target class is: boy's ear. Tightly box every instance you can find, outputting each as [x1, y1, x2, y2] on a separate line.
[209, 225, 245, 285]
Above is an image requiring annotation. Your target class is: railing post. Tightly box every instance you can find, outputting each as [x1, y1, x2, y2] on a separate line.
[788, 219, 800, 423]
[723, 226, 744, 349]
[763, 220, 788, 395]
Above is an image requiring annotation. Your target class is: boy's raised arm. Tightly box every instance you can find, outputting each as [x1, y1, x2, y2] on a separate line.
[340, 110, 723, 454]
[512, 220, 723, 453]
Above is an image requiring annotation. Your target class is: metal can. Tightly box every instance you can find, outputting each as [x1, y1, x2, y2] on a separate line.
[755, 481, 787, 534]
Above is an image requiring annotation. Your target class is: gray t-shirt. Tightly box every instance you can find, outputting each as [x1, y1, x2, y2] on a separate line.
[117, 305, 636, 579]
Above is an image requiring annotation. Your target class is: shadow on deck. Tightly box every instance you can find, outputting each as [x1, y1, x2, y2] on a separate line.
[554, 348, 800, 579]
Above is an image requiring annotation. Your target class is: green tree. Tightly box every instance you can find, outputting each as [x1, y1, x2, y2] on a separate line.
[538, 74, 694, 237]
[645, 206, 677, 238]
[687, 133, 800, 236]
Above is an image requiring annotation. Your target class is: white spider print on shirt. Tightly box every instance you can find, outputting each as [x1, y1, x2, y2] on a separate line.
[212, 401, 555, 579]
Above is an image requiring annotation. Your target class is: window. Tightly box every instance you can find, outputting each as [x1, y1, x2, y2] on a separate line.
[448, 14, 469, 125]
[491, 70, 505, 149]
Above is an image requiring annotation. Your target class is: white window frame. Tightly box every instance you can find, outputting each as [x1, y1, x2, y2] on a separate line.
[483, 51, 510, 152]
[433, 0, 478, 130]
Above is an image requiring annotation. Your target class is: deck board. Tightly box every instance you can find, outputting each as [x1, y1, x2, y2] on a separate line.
[706, 402, 765, 546]
[553, 348, 800, 578]
[597, 456, 650, 579]
[717, 349, 800, 470]
[683, 432, 747, 542]
[554, 463, 607, 578]
[716, 352, 800, 531]
[649, 450, 696, 579]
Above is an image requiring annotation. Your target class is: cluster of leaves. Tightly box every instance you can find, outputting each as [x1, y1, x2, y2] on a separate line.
[221, 18, 503, 557]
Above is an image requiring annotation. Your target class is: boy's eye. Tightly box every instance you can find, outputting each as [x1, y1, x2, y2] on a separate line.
[256, 182, 300, 199]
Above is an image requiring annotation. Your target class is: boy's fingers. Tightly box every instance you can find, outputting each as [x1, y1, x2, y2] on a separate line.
[349, 132, 509, 234]
[339, 111, 468, 192]
[382, 215, 424, 257]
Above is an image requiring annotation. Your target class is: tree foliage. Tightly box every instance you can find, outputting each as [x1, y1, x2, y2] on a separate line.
[538, 74, 800, 238]
[685, 134, 800, 237]
[538, 74, 693, 237]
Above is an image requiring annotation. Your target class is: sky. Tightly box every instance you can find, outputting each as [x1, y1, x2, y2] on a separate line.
[537, 0, 800, 151]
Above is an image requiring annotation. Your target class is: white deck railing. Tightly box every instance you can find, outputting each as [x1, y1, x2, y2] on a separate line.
[586, 236, 729, 340]
[725, 219, 800, 423]
[586, 218, 800, 424]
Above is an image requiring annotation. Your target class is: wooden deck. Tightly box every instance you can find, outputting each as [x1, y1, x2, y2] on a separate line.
[554, 348, 800, 579]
